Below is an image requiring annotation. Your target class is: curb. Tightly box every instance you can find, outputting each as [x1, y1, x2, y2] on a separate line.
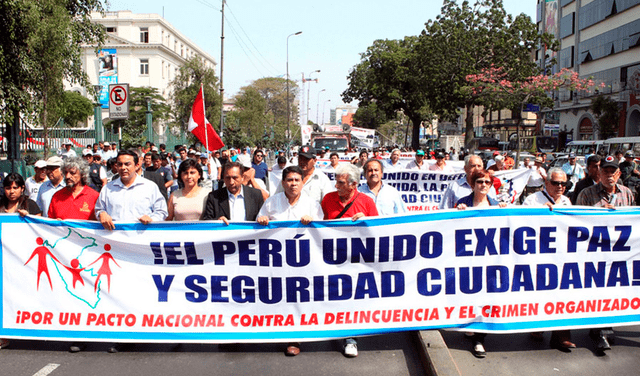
[415, 330, 462, 376]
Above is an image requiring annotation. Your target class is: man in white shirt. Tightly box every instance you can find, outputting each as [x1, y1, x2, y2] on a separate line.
[519, 156, 547, 203]
[95, 149, 168, 230]
[562, 153, 585, 192]
[36, 156, 66, 216]
[26, 160, 48, 201]
[523, 168, 571, 208]
[257, 165, 323, 224]
[277, 145, 334, 203]
[428, 152, 454, 172]
[60, 142, 77, 159]
[405, 150, 428, 170]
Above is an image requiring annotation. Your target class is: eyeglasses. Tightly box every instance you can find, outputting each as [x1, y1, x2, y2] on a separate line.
[255, 154, 263, 158]
[549, 180, 566, 187]
[475, 179, 492, 185]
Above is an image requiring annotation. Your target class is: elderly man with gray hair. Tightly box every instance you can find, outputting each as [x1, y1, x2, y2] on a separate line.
[321, 163, 378, 358]
[522, 168, 571, 208]
[48, 157, 100, 221]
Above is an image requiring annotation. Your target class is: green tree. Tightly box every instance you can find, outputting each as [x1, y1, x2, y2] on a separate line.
[415, 0, 554, 150]
[0, 0, 105, 157]
[170, 57, 221, 141]
[342, 36, 431, 150]
[590, 95, 620, 140]
[351, 102, 388, 130]
[119, 87, 170, 148]
[54, 91, 94, 127]
[230, 77, 299, 146]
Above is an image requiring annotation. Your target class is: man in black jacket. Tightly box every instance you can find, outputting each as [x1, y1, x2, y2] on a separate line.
[571, 154, 601, 204]
[202, 161, 264, 223]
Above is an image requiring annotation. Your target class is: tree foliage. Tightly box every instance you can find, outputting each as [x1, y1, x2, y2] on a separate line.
[590, 95, 620, 140]
[226, 77, 299, 148]
[118, 87, 170, 148]
[343, 0, 555, 151]
[169, 56, 221, 139]
[0, 0, 105, 156]
[54, 91, 94, 127]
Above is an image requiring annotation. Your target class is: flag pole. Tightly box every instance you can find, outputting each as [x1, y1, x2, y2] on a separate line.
[201, 83, 209, 152]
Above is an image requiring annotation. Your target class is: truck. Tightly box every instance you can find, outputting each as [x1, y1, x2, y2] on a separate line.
[310, 131, 352, 152]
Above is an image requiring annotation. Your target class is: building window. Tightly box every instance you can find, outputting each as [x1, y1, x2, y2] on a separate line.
[106, 27, 116, 33]
[181, 44, 184, 57]
[162, 61, 165, 79]
[140, 27, 149, 43]
[140, 59, 149, 75]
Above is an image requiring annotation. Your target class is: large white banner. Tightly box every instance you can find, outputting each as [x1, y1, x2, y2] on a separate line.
[2, 208, 640, 343]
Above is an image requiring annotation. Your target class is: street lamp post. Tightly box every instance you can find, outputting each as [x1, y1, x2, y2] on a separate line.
[93, 85, 103, 143]
[316, 89, 326, 125]
[322, 99, 331, 126]
[286, 31, 302, 143]
[306, 70, 320, 125]
[145, 96, 153, 143]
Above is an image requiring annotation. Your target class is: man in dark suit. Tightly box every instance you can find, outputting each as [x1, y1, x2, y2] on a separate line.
[202, 161, 264, 223]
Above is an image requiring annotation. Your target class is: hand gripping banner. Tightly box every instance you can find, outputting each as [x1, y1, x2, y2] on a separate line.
[2, 207, 640, 343]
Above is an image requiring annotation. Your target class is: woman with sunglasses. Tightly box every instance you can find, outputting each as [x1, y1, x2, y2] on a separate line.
[455, 169, 507, 210]
[455, 169, 506, 358]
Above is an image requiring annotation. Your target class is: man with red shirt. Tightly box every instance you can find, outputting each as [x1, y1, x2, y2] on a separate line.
[321, 163, 378, 358]
[48, 157, 99, 221]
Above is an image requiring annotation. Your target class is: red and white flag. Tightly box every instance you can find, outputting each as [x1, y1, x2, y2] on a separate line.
[188, 86, 224, 151]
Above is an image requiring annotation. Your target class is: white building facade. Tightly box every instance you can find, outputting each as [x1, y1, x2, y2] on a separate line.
[536, 0, 640, 140]
[68, 10, 216, 136]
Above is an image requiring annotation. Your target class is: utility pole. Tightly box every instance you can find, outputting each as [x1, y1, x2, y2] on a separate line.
[219, 0, 225, 140]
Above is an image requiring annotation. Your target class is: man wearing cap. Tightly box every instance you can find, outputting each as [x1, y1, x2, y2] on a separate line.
[240, 158, 269, 200]
[562, 153, 585, 192]
[571, 155, 601, 205]
[202, 161, 264, 223]
[520, 156, 547, 203]
[82, 149, 107, 191]
[429, 152, 454, 172]
[60, 142, 77, 159]
[36, 156, 66, 217]
[26, 160, 48, 201]
[405, 150, 428, 170]
[619, 150, 640, 195]
[577, 155, 634, 352]
[486, 151, 501, 169]
[383, 149, 405, 171]
[277, 145, 333, 203]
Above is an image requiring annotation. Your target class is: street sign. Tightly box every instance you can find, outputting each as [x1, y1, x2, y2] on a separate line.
[523, 103, 540, 112]
[108, 84, 129, 119]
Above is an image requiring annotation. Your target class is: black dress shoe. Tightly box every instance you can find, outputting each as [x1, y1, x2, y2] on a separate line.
[595, 335, 611, 352]
[472, 340, 486, 358]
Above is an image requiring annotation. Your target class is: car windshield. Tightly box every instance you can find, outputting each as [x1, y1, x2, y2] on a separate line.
[312, 138, 348, 151]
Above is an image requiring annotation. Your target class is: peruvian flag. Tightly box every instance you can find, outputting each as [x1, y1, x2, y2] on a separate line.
[188, 85, 224, 151]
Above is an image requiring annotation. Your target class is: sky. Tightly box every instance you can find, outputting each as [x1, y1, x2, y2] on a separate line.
[106, 0, 537, 124]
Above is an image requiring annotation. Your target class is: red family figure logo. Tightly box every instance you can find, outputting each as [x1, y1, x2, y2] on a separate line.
[26, 237, 120, 294]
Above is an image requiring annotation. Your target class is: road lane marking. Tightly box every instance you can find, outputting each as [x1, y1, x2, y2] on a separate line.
[33, 363, 60, 376]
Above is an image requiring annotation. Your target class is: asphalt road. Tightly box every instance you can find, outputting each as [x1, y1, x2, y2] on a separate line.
[0, 332, 427, 376]
[441, 325, 640, 376]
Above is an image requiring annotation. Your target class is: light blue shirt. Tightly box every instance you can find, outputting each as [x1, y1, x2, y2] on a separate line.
[36, 179, 65, 217]
[439, 176, 497, 209]
[95, 174, 168, 222]
[383, 159, 405, 171]
[358, 182, 407, 216]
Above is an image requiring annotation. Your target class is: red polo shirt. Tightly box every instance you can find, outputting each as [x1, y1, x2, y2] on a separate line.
[321, 191, 378, 220]
[48, 185, 99, 220]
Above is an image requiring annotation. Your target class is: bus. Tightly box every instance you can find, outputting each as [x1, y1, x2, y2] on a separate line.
[473, 137, 499, 151]
[508, 136, 559, 153]
[602, 137, 640, 156]
[563, 140, 605, 156]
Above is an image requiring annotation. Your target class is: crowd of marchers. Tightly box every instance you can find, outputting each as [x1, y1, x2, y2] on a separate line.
[0, 140, 635, 359]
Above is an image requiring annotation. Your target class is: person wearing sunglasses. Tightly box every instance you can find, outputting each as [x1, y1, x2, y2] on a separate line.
[455, 169, 506, 358]
[522, 168, 571, 208]
[522, 168, 573, 350]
